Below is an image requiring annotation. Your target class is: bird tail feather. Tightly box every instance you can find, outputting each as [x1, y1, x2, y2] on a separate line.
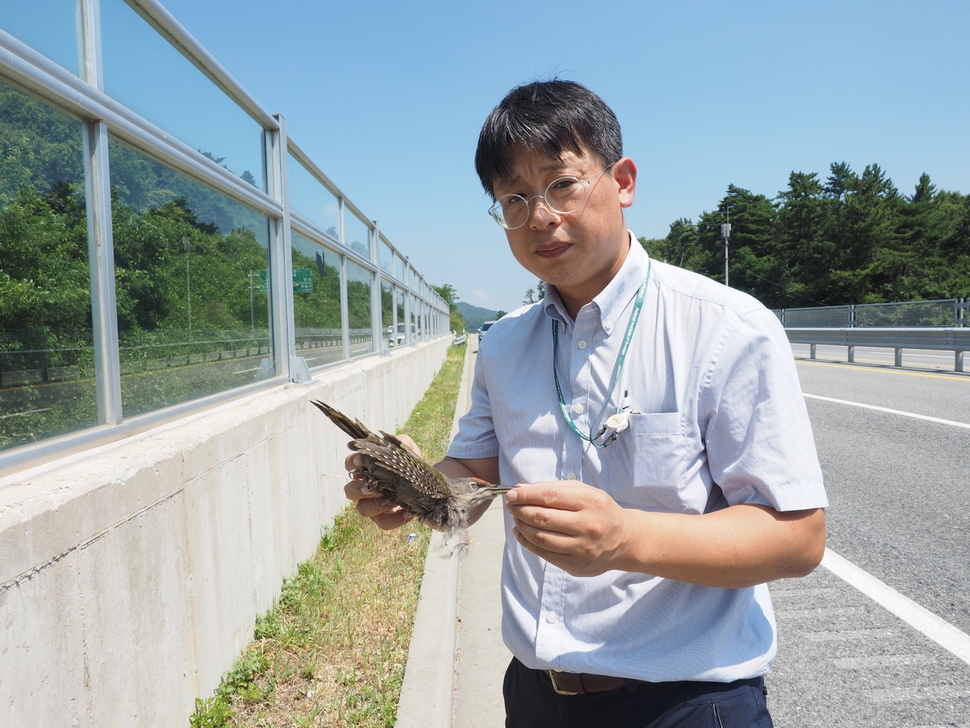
[310, 400, 371, 440]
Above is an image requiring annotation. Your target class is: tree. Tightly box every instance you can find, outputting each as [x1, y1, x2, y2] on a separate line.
[891, 175, 966, 300]
[640, 218, 709, 276]
[824, 161, 856, 202]
[775, 172, 832, 306]
[432, 283, 465, 332]
[637, 237, 666, 261]
[694, 186, 781, 305]
[839, 163, 903, 302]
[523, 280, 546, 305]
[0, 185, 90, 343]
[432, 283, 459, 304]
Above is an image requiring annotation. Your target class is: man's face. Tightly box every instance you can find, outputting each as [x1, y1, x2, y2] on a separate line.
[492, 145, 637, 314]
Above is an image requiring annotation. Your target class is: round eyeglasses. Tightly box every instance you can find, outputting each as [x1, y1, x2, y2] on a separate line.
[487, 166, 614, 230]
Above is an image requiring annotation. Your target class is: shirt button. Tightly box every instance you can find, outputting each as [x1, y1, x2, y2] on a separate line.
[577, 340, 588, 350]
[572, 403, 585, 415]
[546, 613, 558, 624]
[565, 472, 577, 480]
[604, 319, 613, 331]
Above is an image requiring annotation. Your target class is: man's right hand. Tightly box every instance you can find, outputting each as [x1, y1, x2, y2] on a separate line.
[343, 446, 502, 531]
[342, 436, 421, 530]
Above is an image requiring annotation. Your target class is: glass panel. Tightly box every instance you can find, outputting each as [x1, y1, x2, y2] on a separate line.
[381, 281, 399, 349]
[291, 230, 344, 368]
[287, 153, 339, 237]
[396, 288, 406, 338]
[379, 241, 392, 274]
[346, 260, 373, 357]
[108, 137, 273, 417]
[0, 80, 93, 452]
[100, 0, 264, 190]
[0, 1, 79, 76]
[345, 212, 370, 259]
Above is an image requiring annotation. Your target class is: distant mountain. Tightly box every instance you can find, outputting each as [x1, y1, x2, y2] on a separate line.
[456, 301, 500, 332]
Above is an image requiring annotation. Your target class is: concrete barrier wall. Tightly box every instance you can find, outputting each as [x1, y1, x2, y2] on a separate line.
[0, 338, 451, 727]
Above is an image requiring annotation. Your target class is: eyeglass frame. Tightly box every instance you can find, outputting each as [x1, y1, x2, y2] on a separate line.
[487, 164, 616, 230]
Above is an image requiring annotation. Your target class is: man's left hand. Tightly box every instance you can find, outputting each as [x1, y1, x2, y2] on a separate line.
[505, 481, 633, 577]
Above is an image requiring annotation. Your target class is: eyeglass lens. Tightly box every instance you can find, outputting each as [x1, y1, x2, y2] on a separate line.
[490, 177, 590, 230]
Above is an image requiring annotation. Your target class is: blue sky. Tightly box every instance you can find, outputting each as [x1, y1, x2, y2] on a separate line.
[12, 1, 970, 314]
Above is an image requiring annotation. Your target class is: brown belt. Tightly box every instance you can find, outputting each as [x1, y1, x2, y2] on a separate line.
[545, 669, 634, 696]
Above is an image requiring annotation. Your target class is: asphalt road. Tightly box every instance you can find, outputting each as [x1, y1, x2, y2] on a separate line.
[767, 355, 970, 727]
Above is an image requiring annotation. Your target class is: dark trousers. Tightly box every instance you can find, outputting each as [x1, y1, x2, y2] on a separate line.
[503, 657, 773, 728]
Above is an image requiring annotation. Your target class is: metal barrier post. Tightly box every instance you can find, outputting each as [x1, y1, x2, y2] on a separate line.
[267, 114, 308, 382]
[370, 223, 383, 355]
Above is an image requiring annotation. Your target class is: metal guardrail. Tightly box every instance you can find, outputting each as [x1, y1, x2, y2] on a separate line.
[773, 298, 968, 328]
[453, 333, 467, 346]
[785, 327, 969, 372]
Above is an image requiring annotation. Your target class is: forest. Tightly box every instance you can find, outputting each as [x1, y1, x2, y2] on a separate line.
[639, 167, 970, 310]
[0, 79, 389, 342]
[0, 80, 377, 450]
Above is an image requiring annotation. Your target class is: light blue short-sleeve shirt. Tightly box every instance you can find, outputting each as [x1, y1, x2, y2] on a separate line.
[448, 235, 828, 683]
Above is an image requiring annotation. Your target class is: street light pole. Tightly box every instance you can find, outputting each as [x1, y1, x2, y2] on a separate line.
[183, 236, 192, 332]
[720, 204, 734, 287]
[248, 271, 259, 330]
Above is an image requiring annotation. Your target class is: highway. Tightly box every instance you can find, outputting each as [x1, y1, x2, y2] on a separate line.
[767, 352, 970, 726]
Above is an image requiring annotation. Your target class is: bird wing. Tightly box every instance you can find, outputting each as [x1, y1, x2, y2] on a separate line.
[312, 399, 450, 500]
[357, 431, 450, 499]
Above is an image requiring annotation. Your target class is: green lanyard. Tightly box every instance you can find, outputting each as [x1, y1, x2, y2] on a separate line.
[552, 262, 651, 449]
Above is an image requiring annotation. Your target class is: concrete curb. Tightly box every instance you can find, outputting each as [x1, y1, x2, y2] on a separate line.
[394, 531, 461, 727]
[395, 341, 474, 728]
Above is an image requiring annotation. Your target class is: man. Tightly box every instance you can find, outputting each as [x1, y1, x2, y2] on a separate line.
[346, 80, 827, 727]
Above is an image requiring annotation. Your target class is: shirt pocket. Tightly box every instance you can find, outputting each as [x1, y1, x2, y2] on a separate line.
[607, 412, 691, 513]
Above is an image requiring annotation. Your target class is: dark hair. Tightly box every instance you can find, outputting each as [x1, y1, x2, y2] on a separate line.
[474, 80, 623, 199]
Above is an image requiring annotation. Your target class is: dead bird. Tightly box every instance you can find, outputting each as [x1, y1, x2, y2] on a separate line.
[311, 400, 512, 535]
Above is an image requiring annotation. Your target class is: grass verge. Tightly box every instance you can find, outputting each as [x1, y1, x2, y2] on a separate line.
[190, 344, 468, 727]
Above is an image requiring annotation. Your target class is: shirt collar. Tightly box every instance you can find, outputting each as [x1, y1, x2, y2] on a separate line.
[542, 286, 571, 327]
[542, 232, 650, 335]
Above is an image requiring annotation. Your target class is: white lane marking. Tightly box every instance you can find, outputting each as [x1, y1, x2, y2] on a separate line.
[832, 654, 937, 669]
[803, 393, 970, 430]
[821, 548, 970, 667]
[866, 684, 970, 704]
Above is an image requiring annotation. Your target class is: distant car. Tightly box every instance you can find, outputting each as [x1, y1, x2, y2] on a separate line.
[386, 322, 415, 347]
[478, 320, 497, 339]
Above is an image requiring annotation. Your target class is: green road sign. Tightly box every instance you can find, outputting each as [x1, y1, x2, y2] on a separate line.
[293, 268, 313, 293]
[258, 269, 314, 293]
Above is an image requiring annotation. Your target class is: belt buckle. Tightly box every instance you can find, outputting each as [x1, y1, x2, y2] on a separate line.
[547, 670, 580, 696]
